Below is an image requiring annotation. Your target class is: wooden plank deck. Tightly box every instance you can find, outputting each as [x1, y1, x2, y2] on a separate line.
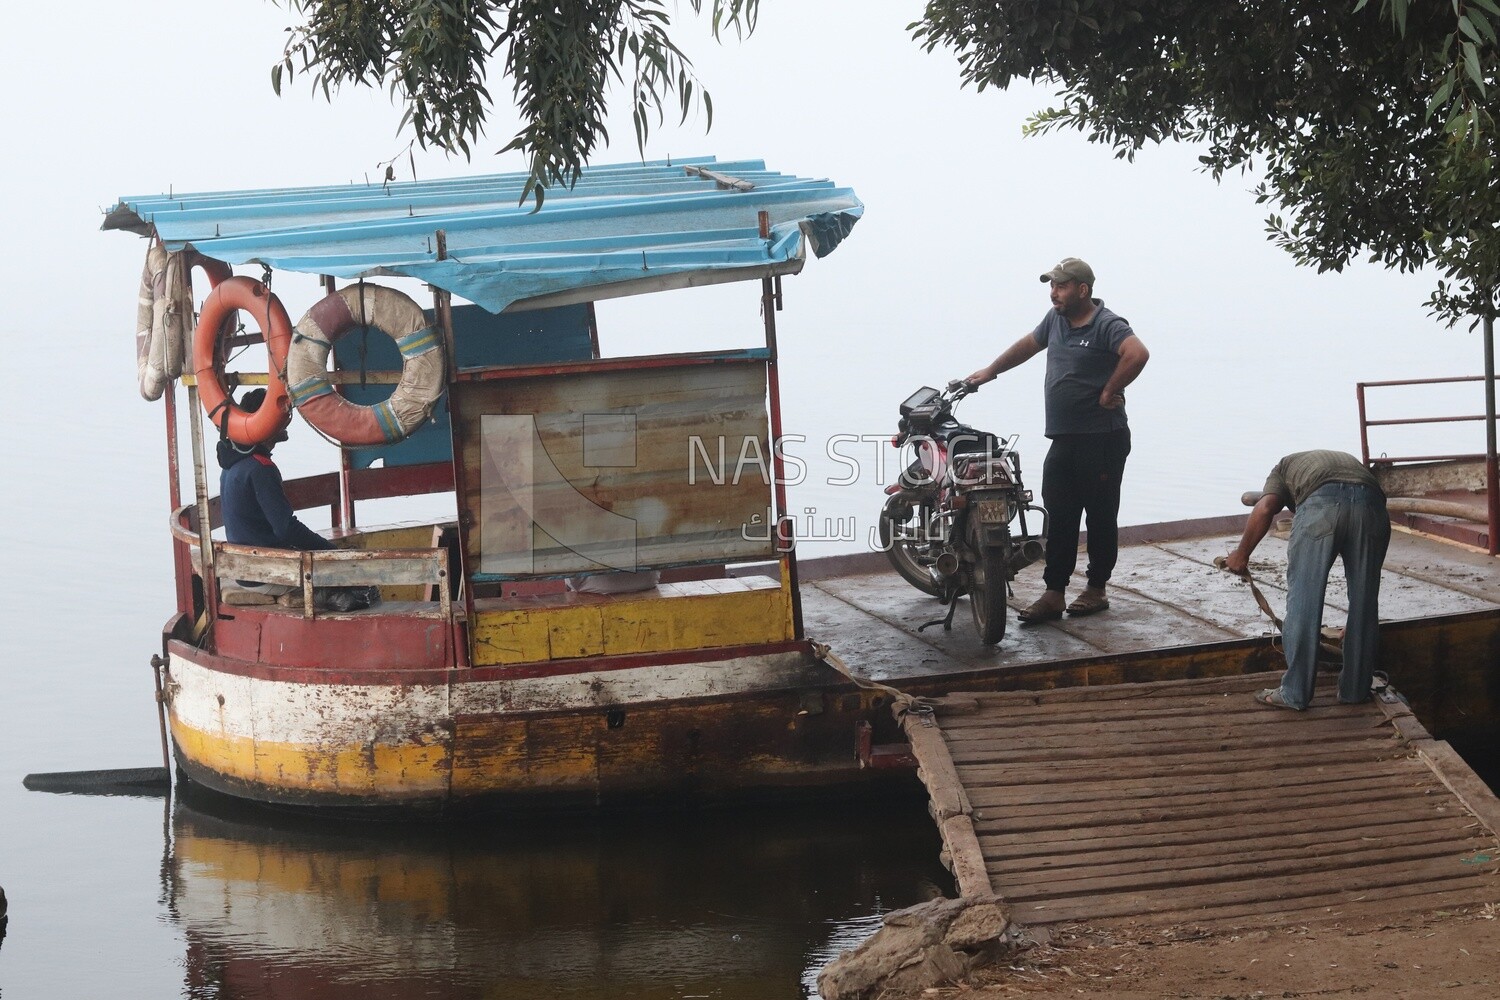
[901, 671, 1500, 931]
[800, 526, 1499, 685]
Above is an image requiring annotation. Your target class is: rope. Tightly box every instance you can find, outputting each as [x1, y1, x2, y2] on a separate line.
[205, 396, 231, 435]
[810, 640, 932, 717]
[249, 266, 292, 388]
[1226, 561, 1286, 630]
[1214, 557, 1342, 660]
[291, 330, 333, 350]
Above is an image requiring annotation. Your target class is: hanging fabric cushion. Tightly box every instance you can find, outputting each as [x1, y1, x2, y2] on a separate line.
[136, 246, 233, 401]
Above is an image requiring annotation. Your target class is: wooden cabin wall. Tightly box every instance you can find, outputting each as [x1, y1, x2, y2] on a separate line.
[453, 357, 779, 580]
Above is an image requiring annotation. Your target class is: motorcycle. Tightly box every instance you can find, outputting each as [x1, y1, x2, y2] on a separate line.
[878, 381, 1047, 644]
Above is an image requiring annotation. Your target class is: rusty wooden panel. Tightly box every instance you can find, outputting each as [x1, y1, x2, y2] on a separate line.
[452, 359, 776, 578]
[307, 550, 447, 588]
[217, 546, 446, 589]
[341, 524, 450, 601]
[215, 549, 303, 587]
[448, 684, 877, 800]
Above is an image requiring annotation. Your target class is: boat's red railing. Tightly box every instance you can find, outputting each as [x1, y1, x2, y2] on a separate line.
[1356, 376, 1492, 465]
[1356, 375, 1499, 554]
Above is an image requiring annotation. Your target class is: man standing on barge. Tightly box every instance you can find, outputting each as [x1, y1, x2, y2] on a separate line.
[1223, 451, 1390, 710]
[964, 257, 1150, 623]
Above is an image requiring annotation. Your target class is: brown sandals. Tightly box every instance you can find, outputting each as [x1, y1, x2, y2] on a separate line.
[1066, 588, 1110, 616]
[1017, 592, 1065, 623]
[1254, 687, 1303, 711]
[1020, 588, 1112, 623]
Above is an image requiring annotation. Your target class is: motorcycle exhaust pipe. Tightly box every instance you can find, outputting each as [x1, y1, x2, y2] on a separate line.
[1008, 539, 1045, 575]
[935, 551, 960, 577]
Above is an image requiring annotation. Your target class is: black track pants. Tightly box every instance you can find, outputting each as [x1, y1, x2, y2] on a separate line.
[1040, 428, 1132, 592]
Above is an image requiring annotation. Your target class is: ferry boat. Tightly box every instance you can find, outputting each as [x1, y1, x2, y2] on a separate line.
[105, 157, 1500, 814]
[105, 157, 886, 811]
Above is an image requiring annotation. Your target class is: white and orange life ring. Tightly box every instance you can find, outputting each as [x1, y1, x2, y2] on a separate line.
[286, 284, 446, 447]
[192, 276, 294, 446]
[136, 247, 232, 401]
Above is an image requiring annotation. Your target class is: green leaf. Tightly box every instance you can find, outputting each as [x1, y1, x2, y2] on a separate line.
[1468, 10, 1499, 44]
[1463, 41, 1486, 93]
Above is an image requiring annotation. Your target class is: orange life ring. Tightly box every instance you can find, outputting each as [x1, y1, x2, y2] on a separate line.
[192, 253, 234, 289]
[286, 284, 446, 446]
[192, 276, 293, 446]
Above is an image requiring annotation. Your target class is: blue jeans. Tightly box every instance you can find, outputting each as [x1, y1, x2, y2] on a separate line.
[1280, 483, 1390, 709]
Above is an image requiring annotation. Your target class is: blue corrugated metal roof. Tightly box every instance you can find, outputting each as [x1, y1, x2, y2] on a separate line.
[103, 157, 862, 314]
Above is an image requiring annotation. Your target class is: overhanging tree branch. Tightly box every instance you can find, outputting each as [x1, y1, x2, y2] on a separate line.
[270, 0, 760, 208]
[912, 0, 1500, 325]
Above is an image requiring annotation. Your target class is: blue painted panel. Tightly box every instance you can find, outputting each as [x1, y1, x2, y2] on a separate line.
[332, 303, 593, 469]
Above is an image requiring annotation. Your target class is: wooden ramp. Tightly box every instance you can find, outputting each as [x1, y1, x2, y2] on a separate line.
[903, 671, 1500, 930]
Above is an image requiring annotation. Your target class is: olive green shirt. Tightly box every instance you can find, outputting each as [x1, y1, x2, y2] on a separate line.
[1263, 450, 1381, 509]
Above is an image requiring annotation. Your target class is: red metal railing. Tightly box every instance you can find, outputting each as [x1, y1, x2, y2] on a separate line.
[1356, 375, 1498, 555]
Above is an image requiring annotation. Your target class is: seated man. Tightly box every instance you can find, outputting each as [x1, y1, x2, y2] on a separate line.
[218, 388, 375, 611]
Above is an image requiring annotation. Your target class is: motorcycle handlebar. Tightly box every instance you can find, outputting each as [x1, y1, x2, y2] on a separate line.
[945, 378, 976, 401]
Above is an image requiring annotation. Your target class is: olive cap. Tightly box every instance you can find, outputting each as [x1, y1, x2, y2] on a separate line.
[1039, 257, 1095, 286]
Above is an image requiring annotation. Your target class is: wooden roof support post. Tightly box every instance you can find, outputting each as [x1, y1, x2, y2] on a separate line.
[432, 229, 475, 647]
[185, 382, 221, 636]
[1482, 312, 1498, 556]
[163, 381, 195, 616]
[434, 231, 459, 385]
[760, 210, 804, 638]
[323, 274, 356, 532]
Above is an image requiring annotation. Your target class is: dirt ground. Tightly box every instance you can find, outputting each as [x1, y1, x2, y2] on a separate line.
[929, 905, 1500, 999]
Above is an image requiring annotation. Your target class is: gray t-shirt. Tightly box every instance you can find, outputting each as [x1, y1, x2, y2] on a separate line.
[1031, 300, 1135, 436]
[1263, 450, 1381, 508]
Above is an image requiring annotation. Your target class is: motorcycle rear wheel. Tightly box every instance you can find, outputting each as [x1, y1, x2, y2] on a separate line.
[879, 497, 944, 598]
[967, 518, 1009, 644]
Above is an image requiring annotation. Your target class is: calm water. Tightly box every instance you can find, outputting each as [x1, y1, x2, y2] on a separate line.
[0, 779, 948, 999]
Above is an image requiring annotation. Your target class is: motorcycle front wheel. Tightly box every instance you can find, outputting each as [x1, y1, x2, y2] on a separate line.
[878, 495, 944, 597]
[967, 518, 1009, 644]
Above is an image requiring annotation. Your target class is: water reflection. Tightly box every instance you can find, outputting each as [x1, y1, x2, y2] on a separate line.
[164, 786, 950, 1000]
